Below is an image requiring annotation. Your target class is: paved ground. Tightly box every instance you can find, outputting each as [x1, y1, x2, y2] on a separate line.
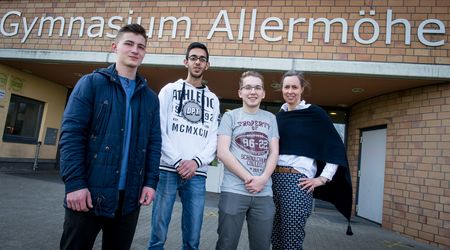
[0, 171, 439, 250]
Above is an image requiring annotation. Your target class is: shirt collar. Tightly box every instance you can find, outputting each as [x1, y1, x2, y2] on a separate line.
[281, 100, 310, 111]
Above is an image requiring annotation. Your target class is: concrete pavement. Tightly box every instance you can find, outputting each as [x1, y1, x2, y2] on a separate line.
[0, 171, 439, 250]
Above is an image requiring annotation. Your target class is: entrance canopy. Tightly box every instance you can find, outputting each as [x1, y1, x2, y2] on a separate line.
[1, 49, 448, 107]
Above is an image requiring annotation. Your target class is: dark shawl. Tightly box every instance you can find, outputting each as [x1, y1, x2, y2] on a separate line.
[276, 104, 353, 232]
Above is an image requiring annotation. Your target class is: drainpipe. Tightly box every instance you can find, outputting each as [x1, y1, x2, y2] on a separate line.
[33, 141, 42, 171]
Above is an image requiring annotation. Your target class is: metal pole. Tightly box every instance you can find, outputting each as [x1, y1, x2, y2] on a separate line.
[33, 141, 42, 171]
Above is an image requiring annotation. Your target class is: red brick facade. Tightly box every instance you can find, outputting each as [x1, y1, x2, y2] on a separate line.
[348, 82, 450, 248]
[1, 0, 449, 65]
[1, 0, 449, 248]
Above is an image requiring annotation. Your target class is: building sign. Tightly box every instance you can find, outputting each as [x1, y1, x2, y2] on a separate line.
[0, 73, 24, 93]
[0, 8, 446, 47]
[44, 127, 58, 145]
[8, 76, 24, 92]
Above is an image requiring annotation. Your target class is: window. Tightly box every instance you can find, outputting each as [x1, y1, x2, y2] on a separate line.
[3, 94, 44, 144]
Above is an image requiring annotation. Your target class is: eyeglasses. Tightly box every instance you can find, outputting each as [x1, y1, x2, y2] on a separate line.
[240, 85, 264, 91]
[187, 55, 208, 63]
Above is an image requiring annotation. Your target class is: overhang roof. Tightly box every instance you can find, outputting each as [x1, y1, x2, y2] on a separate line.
[1, 49, 448, 107]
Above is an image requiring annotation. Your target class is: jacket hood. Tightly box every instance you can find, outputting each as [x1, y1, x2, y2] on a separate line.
[173, 78, 212, 93]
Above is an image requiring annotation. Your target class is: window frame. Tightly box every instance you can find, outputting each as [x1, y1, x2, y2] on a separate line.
[3, 94, 44, 144]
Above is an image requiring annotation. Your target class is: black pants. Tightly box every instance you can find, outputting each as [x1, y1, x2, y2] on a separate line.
[60, 192, 140, 250]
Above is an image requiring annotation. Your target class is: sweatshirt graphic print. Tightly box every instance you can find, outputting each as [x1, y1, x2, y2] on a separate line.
[159, 79, 220, 176]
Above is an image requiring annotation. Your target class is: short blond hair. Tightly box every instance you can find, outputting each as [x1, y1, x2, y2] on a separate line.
[239, 71, 264, 88]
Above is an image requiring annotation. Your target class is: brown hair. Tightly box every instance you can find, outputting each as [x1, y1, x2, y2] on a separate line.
[115, 24, 147, 43]
[281, 70, 311, 95]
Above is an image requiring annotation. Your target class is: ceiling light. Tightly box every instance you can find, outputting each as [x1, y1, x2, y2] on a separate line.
[271, 82, 281, 90]
[351, 87, 365, 93]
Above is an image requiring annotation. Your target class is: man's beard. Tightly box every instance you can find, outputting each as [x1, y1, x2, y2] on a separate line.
[189, 68, 204, 79]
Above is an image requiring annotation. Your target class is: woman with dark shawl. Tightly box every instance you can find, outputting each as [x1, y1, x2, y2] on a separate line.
[271, 71, 353, 250]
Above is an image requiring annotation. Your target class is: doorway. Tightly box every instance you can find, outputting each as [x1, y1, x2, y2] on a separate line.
[356, 126, 387, 224]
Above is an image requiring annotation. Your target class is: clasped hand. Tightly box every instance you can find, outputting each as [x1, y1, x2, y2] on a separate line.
[245, 176, 267, 194]
[177, 160, 198, 180]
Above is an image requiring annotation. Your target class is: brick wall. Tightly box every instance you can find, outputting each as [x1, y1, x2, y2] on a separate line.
[1, 0, 449, 247]
[348, 82, 450, 248]
[0, 0, 449, 65]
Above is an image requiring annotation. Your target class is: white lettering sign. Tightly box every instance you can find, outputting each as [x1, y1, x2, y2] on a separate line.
[0, 8, 446, 47]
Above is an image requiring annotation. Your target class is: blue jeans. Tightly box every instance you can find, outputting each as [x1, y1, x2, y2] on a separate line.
[148, 171, 206, 250]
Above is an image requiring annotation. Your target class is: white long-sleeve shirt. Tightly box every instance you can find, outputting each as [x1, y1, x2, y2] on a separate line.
[277, 101, 338, 180]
